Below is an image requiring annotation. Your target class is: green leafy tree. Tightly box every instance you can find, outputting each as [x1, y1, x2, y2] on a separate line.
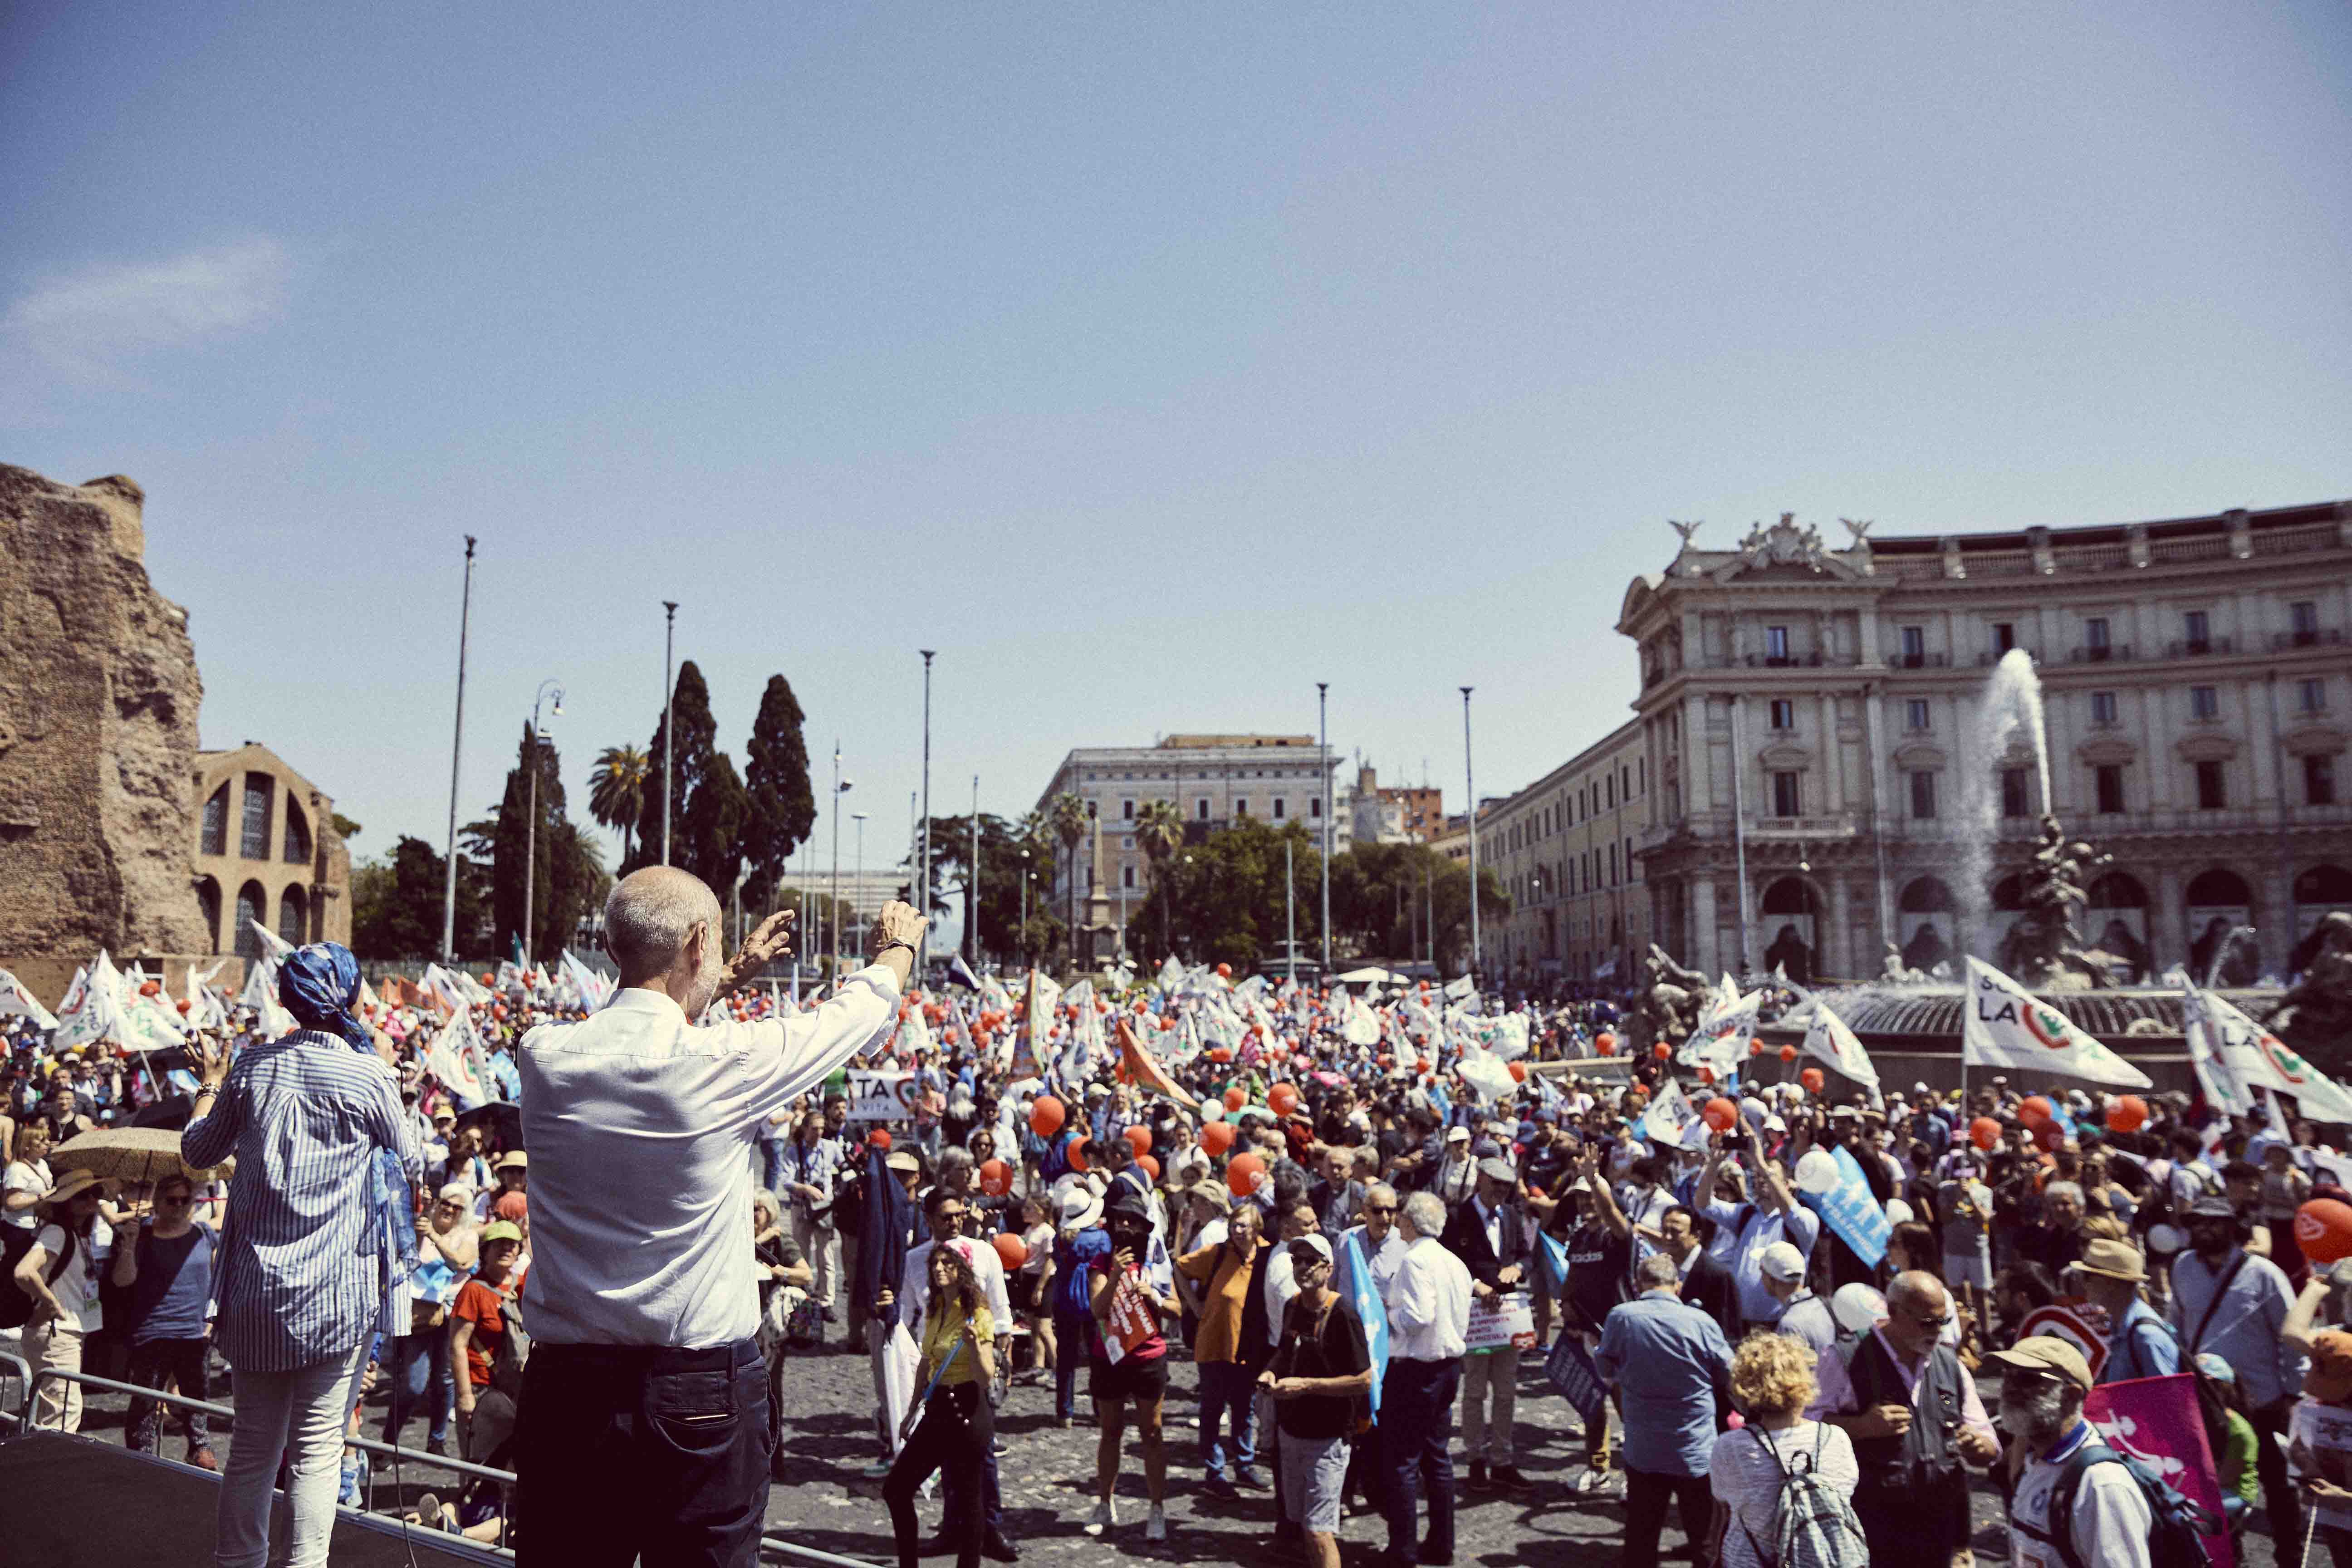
[629, 661, 719, 874]
[1132, 819, 1321, 973]
[588, 745, 650, 864]
[1324, 841, 1508, 975]
[679, 750, 751, 898]
[740, 676, 816, 913]
[476, 725, 607, 963]
[920, 812, 1072, 967]
[1133, 799, 1185, 960]
[351, 834, 488, 960]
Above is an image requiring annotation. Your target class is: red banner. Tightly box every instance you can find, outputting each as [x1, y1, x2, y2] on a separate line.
[2082, 1372, 2231, 1568]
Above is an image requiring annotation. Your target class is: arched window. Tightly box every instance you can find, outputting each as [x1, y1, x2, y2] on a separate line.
[2185, 868, 2252, 907]
[201, 784, 230, 857]
[279, 885, 308, 947]
[2087, 873, 2149, 912]
[235, 882, 268, 960]
[1899, 877, 1955, 913]
[196, 877, 222, 953]
[283, 800, 312, 865]
[240, 774, 274, 860]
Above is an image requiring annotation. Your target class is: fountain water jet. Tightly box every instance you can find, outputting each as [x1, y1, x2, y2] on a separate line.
[1959, 649, 2052, 952]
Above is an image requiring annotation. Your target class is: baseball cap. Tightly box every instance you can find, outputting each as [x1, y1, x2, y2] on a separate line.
[1445, 1126, 1471, 1144]
[480, 1220, 524, 1248]
[2309, 1332, 2352, 1404]
[1759, 1241, 1806, 1283]
[1288, 1234, 1333, 1267]
[2185, 1196, 2237, 1222]
[1987, 1335, 2093, 1394]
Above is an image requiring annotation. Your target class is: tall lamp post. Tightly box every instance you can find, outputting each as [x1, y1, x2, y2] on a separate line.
[440, 535, 477, 961]
[850, 811, 869, 968]
[660, 601, 678, 866]
[1017, 848, 1029, 966]
[1318, 682, 1331, 976]
[1462, 686, 1481, 980]
[521, 679, 565, 962]
[967, 775, 980, 970]
[829, 743, 851, 978]
[919, 651, 935, 978]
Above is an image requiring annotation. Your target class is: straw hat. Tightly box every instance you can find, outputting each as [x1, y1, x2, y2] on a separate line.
[40, 1168, 109, 1207]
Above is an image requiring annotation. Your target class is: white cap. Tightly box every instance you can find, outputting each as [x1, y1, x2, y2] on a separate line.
[1759, 1241, 1806, 1283]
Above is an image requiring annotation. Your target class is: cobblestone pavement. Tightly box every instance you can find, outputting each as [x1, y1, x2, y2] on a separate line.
[38, 1338, 2289, 1567]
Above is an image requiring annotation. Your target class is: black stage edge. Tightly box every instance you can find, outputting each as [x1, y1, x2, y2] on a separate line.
[0, 1430, 505, 1567]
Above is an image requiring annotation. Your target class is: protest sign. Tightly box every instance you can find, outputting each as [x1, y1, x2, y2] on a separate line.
[1100, 1273, 1160, 1365]
[1465, 1289, 1536, 1354]
[847, 1069, 916, 1124]
[1798, 1146, 1891, 1270]
[2084, 1372, 2231, 1568]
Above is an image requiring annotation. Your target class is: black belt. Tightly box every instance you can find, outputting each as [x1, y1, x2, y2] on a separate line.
[530, 1338, 758, 1373]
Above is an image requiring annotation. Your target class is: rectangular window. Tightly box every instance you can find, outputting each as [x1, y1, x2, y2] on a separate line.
[1122, 864, 1136, 889]
[2293, 600, 2321, 639]
[2095, 764, 2125, 814]
[1993, 622, 2016, 654]
[1234, 798, 1249, 818]
[1606, 775, 1616, 809]
[1771, 771, 1801, 817]
[2195, 760, 2226, 810]
[239, 774, 273, 860]
[2190, 686, 2219, 720]
[1085, 799, 1097, 818]
[1309, 797, 1322, 818]
[1909, 770, 1937, 820]
[2092, 690, 2119, 725]
[2308, 755, 2338, 807]
[2086, 617, 2111, 657]
[2185, 610, 2211, 651]
[2301, 679, 2327, 715]
[1906, 699, 1931, 732]
[1609, 843, 1619, 884]
[201, 786, 228, 857]
[1769, 699, 1794, 730]
[1122, 799, 1135, 820]
[1900, 626, 1925, 666]
[1196, 798, 1210, 821]
[1272, 797, 1285, 819]
[2001, 768, 2030, 818]
[1765, 625, 1791, 661]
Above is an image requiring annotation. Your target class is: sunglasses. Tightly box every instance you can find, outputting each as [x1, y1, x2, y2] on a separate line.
[1365, 1204, 1399, 1215]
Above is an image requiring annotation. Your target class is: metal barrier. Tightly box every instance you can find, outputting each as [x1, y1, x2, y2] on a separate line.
[0, 1349, 31, 1433]
[18, 1364, 886, 1568]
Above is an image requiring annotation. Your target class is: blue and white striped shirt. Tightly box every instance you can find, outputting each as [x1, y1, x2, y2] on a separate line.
[182, 1032, 421, 1371]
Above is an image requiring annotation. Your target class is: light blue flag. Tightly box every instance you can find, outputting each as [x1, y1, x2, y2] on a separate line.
[1427, 1078, 1452, 1125]
[1800, 1145, 1892, 1269]
[1339, 1230, 1391, 1416]
[1536, 1229, 1570, 1295]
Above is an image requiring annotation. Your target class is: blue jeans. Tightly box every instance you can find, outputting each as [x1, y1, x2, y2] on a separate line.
[1053, 1309, 1088, 1421]
[383, 1328, 451, 1446]
[1197, 1360, 1257, 1477]
[760, 1139, 788, 1196]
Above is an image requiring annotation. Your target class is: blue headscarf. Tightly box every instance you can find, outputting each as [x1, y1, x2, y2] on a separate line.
[277, 941, 418, 1333]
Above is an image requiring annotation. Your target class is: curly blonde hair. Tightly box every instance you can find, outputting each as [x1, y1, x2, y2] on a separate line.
[1730, 1330, 1818, 1420]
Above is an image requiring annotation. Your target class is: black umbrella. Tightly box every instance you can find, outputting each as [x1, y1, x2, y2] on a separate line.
[452, 1101, 522, 1151]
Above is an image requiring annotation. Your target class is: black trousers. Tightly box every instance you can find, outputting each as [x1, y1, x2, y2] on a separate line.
[1623, 1467, 1713, 1568]
[1852, 1473, 1968, 1560]
[124, 1335, 210, 1448]
[1379, 1357, 1458, 1564]
[516, 1337, 771, 1568]
[2252, 1396, 2306, 1548]
[887, 1383, 992, 1568]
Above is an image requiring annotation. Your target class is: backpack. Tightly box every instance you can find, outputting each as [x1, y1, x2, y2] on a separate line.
[2013, 1438, 2220, 1568]
[487, 1278, 530, 1399]
[1737, 1424, 1870, 1568]
[0, 1225, 74, 1332]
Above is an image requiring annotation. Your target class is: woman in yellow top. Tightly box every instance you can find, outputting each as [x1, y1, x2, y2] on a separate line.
[885, 1242, 997, 1568]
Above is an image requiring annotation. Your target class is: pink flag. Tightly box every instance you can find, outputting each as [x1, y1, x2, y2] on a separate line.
[2082, 1372, 2231, 1568]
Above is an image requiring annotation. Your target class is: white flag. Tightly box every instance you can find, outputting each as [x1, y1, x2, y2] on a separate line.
[1642, 1075, 1710, 1150]
[1803, 1003, 1880, 1093]
[2190, 985, 2352, 1122]
[1959, 956, 2150, 1089]
[1679, 988, 1761, 1078]
[245, 916, 296, 961]
[2178, 986, 2256, 1116]
[0, 968, 60, 1031]
[52, 951, 125, 1051]
[1343, 995, 1382, 1047]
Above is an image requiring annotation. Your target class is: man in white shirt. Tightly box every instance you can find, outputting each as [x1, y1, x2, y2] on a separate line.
[515, 867, 920, 1568]
[1994, 1335, 2152, 1568]
[1380, 1190, 1473, 1568]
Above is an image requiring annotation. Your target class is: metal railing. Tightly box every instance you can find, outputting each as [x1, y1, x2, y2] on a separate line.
[16, 1364, 886, 1568]
[0, 1348, 30, 1433]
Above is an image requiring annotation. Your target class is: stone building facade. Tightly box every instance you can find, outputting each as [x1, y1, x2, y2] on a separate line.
[1348, 763, 1444, 846]
[1616, 501, 2352, 983]
[192, 742, 352, 962]
[1465, 720, 1654, 985]
[0, 466, 209, 1005]
[1032, 734, 1345, 959]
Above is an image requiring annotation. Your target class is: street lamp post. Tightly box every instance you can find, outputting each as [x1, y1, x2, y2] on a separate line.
[829, 743, 852, 979]
[1462, 686, 1481, 980]
[441, 535, 477, 962]
[1017, 848, 1029, 965]
[851, 812, 868, 966]
[968, 775, 980, 970]
[1318, 681, 1330, 975]
[521, 679, 565, 963]
[920, 651, 934, 979]
[1285, 837, 1296, 985]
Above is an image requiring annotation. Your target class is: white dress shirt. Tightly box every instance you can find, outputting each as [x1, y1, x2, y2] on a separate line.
[1385, 1233, 1473, 1361]
[519, 967, 898, 1348]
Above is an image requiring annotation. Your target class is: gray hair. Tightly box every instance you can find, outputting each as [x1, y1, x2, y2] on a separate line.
[1364, 1182, 1397, 1210]
[2043, 1181, 2084, 1207]
[1401, 1191, 1447, 1236]
[1636, 1252, 1682, 1290]
[752, 1188, 782, 1222]
[1887, 1269, 1948, 1316]
[936, 1147, 974, 1191]
[604, 867, 720, 976]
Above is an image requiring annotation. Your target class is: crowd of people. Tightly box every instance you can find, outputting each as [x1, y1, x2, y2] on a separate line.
[5, 866, 2352, 1568]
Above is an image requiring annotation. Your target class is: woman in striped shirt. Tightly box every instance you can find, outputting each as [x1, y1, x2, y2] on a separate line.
[183, 942, 421, 1568]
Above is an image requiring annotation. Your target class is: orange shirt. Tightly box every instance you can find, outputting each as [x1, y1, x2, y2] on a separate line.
[1178, 1238, 1265, 1365]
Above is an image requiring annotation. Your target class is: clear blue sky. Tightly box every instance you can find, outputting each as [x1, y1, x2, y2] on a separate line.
[7, 2, 2349, 920]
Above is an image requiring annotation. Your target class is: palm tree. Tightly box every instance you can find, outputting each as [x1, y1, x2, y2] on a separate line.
[1049, 791, 1089, 970]
[588, 745, 651, 865]
[1134, 799, 1184, 959]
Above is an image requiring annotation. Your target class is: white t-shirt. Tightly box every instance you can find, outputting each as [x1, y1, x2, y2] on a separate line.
[3, 1158, 50, 1230]
[31, 1220, 113, 1333]
[2006, 1425, 2153, 1568]
[1709, 1421, 1860, 1568]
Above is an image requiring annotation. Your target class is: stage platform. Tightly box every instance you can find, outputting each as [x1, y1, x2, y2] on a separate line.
[0, 1430, 507, 1567]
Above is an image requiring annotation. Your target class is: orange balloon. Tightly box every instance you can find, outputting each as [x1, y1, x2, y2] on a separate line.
[1778, 1044, 1797, 1063]
[943, 1027, 960, 1044]
[2019, 1096, 2053, 1127]
[1201, 1119, 1236, 1155]
[1702, 1096, 1739, 1132]
[1970, 1116, 2002, 1151]
[1030, 1096, 1066, 1137]
[978, 1158, 1012, 1196]
[1508, 1061, 1527, 1084]
[1269, 1083, 1299, 1116]
[992, 1231, 1029, 1270]
[1216, 963, 1232, 978]
[1654, 1042, 1671, 1059]
[1224, 1087, 1245, 1112]
[2296, 1199, 2352, 1265]
[1800, 1067, 1825, 1093]
[1124, 1125, 1152, 1156]
[1749, 1039, 1764, 1057]
[870, 1128, 892, 1152]
[2105, 1094, 2148, 1133]
[1136, 1153, 1160, 1183]
[1068, 1138, 1090, 1173]
[1594, 1032, 1616, 1054]
[1226, 1152, 1266, 1198]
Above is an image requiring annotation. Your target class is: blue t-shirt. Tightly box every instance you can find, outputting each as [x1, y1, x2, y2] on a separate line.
[127, 1222, 215, 1343]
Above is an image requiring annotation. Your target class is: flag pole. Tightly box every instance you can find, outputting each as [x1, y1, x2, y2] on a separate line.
[440, 535, 476, 962]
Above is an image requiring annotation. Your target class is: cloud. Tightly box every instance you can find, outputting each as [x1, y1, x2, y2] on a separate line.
[5, 238, 292, 382]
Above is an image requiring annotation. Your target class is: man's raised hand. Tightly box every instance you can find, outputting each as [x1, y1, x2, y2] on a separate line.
[720, 908, 796, 994]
